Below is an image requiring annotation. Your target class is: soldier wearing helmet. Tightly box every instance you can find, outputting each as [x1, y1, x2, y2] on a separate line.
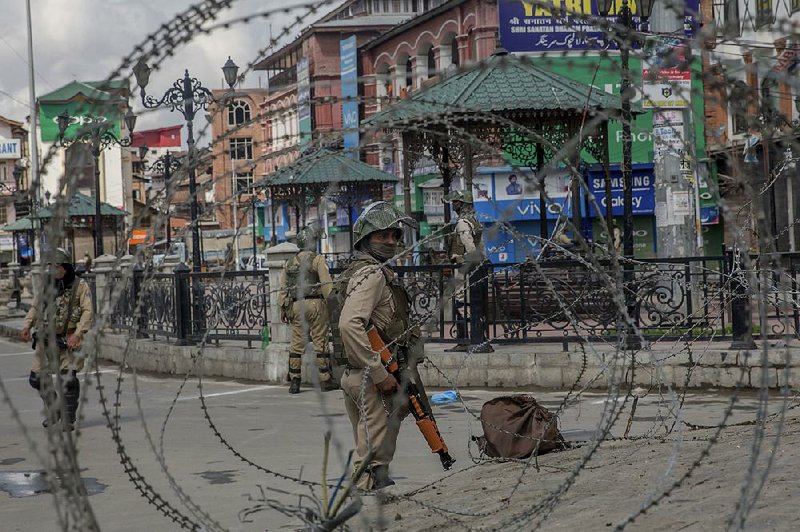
[336, 201, 429, 490]
[277, 222, 337, 394]
[443, 190, 484, 265]
[21, 247, 94, 431]
[443, 190, 486, 351]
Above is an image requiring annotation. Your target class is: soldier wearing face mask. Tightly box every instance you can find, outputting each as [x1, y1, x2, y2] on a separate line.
[21, 248, 94, 431]
[336, 201, 430, 490]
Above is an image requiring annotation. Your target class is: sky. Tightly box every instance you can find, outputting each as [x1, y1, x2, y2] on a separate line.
[0, 0, 337, 145]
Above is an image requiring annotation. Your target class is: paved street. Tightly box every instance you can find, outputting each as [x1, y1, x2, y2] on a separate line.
[0, 335, 789, 531]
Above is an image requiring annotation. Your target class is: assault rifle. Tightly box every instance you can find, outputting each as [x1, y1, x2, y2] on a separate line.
[367, 326, 456, 470]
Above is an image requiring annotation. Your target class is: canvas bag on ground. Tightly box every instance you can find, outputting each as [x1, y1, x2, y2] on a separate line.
[475, 395, 563, 459]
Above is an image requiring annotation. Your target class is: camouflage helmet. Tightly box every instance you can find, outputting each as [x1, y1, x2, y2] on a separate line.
[296, 221, 325, 250]
[46, 247, 72, 265]
[442, 190, 473, 204]
[352, 201, 418, 248]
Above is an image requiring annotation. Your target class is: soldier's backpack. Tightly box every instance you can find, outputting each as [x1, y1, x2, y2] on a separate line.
[473, 395, 565, 459]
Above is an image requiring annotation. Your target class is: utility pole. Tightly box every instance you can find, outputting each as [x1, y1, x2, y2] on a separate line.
[25, 0, 41, 260]
[648, 7, 700, 258]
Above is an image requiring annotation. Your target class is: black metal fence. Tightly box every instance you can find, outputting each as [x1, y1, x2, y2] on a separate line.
[108, 267, 271, 348]
[101, 253, 800, 346]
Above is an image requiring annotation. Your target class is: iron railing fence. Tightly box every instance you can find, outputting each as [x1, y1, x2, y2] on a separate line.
[94, 252, 800, 346]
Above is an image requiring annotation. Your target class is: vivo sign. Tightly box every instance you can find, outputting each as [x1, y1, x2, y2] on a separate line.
[0, 138, 21, 160]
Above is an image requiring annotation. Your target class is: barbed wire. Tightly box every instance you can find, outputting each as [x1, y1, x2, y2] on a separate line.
[5, 0, 800, 530]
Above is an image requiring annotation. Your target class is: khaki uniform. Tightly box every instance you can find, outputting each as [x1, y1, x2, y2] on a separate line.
[278, 251, 333, 382]
[447, 213, 484, 300]
[25, 278, 93, 373]
[338, 253, 426, 489]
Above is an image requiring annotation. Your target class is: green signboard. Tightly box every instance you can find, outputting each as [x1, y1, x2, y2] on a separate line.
[534, 55, 719, 222]
[39, 101, 121, 142]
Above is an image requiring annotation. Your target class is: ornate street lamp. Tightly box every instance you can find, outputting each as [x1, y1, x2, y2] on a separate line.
[598, 0, 655, 350]
[132, 57, 239, 272]
[57, 107, 137, 258]
[147, 151, 182, 250]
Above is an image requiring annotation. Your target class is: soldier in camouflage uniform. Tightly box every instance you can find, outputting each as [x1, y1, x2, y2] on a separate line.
[336, 201, 431, 490]
[278, 223, 337, 394]
[21, 248, 94, 431]
[443, 190, 486, 351]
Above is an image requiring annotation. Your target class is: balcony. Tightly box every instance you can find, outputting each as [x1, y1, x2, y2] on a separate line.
[269, 65, 297, 91]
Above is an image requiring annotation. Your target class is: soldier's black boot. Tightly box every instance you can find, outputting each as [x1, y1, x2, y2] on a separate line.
[289, 379, 301, 394]
[370, 465, 395, 490]
[316, 353, 339, 392]
[32, 372, 61, 428]
[320, 379, 339, 392]
[62, 373, 80, 432]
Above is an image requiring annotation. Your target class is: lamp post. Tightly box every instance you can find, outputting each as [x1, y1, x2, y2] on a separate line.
[598, 0, 654, 349]
[132, 56, 239, 272]
[57, 108, 137, 258]
[147, 150, 182, 250]
[251, 193, 258, 271]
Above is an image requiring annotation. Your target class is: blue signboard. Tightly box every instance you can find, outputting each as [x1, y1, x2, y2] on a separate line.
[498, 0, 699, 53]
[469, 169, 581, 222]
[585, 163, 655, 217]
[340, 35, 359, 159]
[297, 57, 312, 148]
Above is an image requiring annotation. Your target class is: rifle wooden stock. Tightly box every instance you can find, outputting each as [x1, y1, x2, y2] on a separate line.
[367, 326, 399, 373]
[366, 326, 454, 469]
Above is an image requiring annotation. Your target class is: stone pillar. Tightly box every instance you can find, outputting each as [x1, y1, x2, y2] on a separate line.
[159, 254, 181, 274]
[92, 254, 118, 317]
[8, 261, 21, 312]
[264, 242, 298, 382]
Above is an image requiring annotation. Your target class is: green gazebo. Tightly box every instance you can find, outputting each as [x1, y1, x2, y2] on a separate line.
[364, 48, 628, 240]
[4, 192, 128, 259]
[253, 147, 398, 247]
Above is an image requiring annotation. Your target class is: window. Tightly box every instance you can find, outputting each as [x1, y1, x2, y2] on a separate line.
[227, 100, 251, 127]
[0, 203, 7, 225]
[730, 81, 749, 135]
[761, 77, 780, 117]
[755, 0, 773, 29]
[234, 171, 253, 194]
[230, 138, 253, 160]
[133, 189, 140, 201]
[427, 48, 436, 78]
[712, 0, 740, 38]
[405, 57, 413, 88]
[450, 36, 459, 67]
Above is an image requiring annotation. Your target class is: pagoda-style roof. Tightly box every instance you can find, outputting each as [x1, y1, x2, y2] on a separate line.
[365, 49, 627, 128]
[3, 216, 37, 232]
[35, 192, 128, 218]
[254, 148, 398, 188]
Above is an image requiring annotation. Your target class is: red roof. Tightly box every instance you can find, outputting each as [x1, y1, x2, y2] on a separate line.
[132, 125, 182, 148]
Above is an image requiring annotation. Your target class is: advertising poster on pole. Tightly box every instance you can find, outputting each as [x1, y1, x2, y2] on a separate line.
[641, 36, 692, 109]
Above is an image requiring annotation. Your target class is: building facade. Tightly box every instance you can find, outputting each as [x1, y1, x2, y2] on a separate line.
[37, 80, 135, 249]
[209, 88, 270, 231]
[0, 116, 30, 264]
[704, 0, 800, 252]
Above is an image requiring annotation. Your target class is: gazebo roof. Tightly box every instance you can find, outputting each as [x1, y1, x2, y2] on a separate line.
[36, 192, 128, 218]
[365, 49, 627, 128]
[3, 216, 37, 232]
[254, 148, 398, 187]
